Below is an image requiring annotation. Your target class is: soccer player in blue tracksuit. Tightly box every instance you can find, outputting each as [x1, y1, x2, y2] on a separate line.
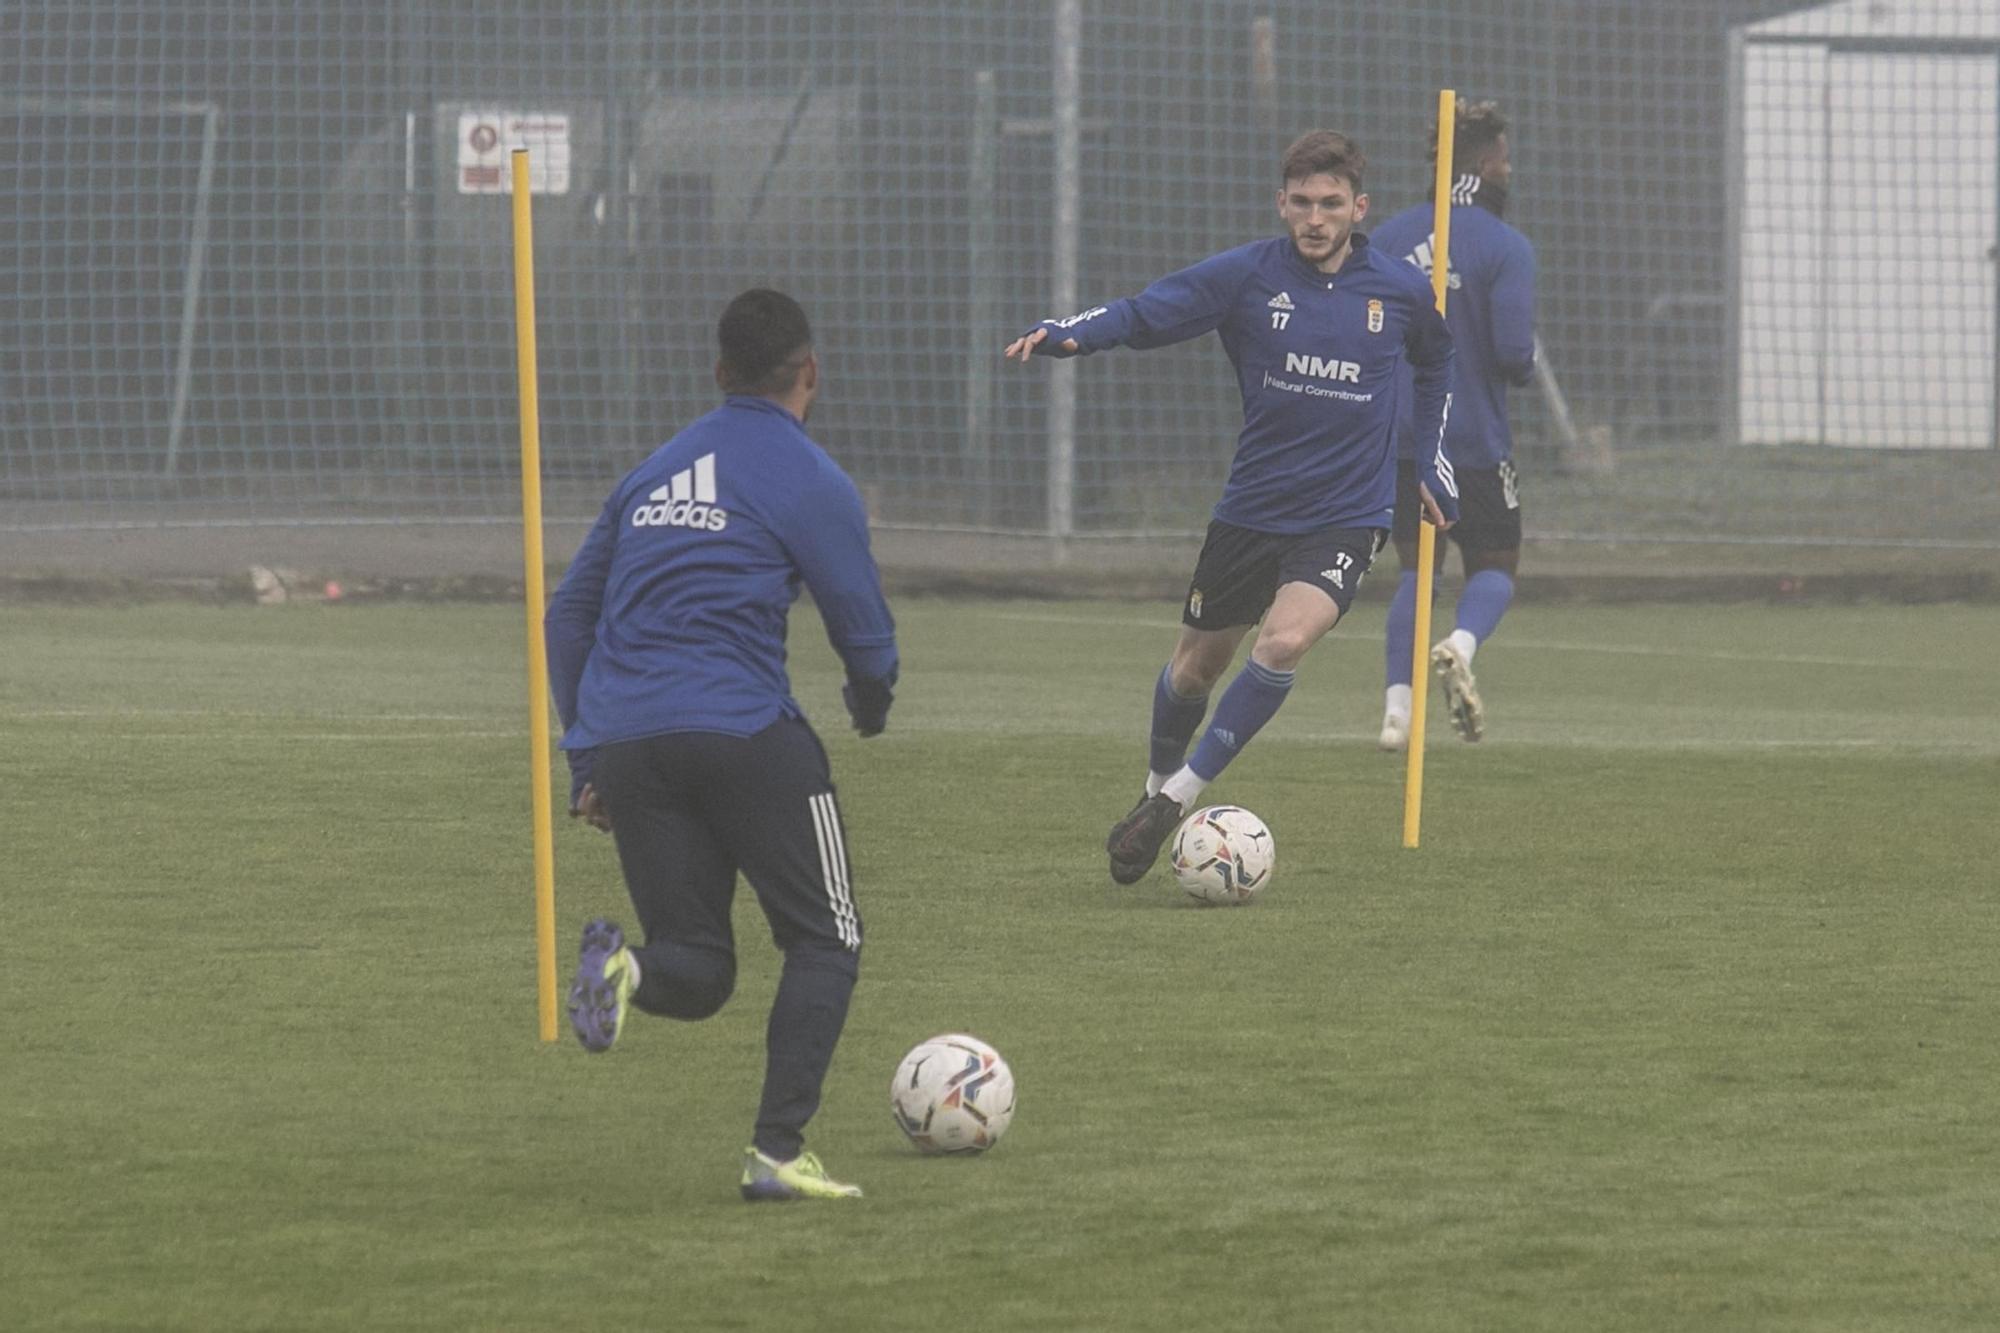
[1005, 130, 1458, 884]
[546, 290, 898, 1202]
[1368, 101, 1536, 749]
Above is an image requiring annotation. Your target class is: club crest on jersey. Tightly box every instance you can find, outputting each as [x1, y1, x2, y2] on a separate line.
[1367, 299, 1384, 333]
[1188, 588, 1203, 619]
[632, 453, 730, 531]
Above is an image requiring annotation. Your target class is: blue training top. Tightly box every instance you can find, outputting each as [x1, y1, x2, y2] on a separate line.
[545, 395, 898, 751]
[1367, 196, 1536, 469]
[1026, 232, 1456, 531]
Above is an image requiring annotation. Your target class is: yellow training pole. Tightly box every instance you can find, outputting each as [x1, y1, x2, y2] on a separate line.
[1403, 89, 1455, 850]
[512, 149, 559, 1042]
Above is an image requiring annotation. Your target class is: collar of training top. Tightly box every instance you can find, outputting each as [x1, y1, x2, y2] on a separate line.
[723, 394, 804, 427]
[1284, 228, 1373, 282]
[1450, 172, 1508, 218]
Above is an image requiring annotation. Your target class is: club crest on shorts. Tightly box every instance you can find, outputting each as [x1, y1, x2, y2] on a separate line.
[1366, 299, 1384, 333]
[1188, 588, 1203, 619]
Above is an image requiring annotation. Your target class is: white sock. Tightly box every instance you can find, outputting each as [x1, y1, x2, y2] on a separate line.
[1384, 683, 1412, 721]
[1160, 766, 1207, 811]
[1445, 628, 1478, 664]
[1145, 770, 1169, 798]
[624, 950, 642, 988]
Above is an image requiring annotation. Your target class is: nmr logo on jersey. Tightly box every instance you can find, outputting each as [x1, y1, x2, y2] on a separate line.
[633, 453, 730, 531]
[1283, 352, 1361, 383]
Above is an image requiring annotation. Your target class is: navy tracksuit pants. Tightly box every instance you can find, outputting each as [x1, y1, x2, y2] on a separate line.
[593, 717, 860, 1161]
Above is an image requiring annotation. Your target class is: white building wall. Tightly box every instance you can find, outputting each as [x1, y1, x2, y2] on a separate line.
[1738, 42, 1828, 446]
[1821, 53, 1996, 449]
[1735, 0, 1998, 449]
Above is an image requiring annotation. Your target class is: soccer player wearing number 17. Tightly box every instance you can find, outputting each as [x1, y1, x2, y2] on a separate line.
[1005, 130, 1458, 885]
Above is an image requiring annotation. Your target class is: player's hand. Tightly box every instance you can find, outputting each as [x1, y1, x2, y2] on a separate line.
[1418, 483, 1456, 531]
[571, 782, 612, 832]
[1003, 327, 1077, 361]
[566, 748, 611, 831]
[842, 674, 895, 738]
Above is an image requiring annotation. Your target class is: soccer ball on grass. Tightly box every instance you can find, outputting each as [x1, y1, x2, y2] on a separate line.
[1168, 805, 1274, 904]
[890, 1033, 1016, 1155]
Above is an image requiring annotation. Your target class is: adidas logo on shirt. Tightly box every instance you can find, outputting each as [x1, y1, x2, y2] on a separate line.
[1266, 291, 1294, 311]
[1405, 240, 1462, 291]
[632, 452, 729, 531]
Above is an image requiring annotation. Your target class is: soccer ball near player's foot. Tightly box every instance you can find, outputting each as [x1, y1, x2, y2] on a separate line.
[1169, 805, 1274, 905]
[890, 1033, 1017, 1155]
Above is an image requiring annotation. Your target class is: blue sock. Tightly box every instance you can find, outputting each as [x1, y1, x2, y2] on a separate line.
[1149, 664, 1209, 779]
[1456, 569, 1515, 643]
[1187, 659, 1294, 781]
[1384, 571, 1418, 689]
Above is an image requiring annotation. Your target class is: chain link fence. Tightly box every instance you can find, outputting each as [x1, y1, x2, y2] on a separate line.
[3, 1, 1995, 580]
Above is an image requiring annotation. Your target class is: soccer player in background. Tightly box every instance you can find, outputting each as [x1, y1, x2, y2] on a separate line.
[545, 290, 898, 1202]
[1005, 130, 1457, 885]
[1368, 101, 1536, 749]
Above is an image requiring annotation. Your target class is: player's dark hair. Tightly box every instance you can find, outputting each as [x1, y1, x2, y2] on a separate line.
[717, 288, 813, 396]
[1279, 130, 1365, 192]
[1430, 100, 1509, 174]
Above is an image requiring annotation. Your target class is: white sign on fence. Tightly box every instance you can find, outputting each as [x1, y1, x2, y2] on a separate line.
[457, 111, 570, 195]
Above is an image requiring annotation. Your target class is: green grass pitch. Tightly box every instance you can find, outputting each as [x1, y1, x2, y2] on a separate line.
[2, 596, 1997, 1330]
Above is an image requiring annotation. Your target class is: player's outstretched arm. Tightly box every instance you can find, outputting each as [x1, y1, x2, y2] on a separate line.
[1006, 251, 1244, 364]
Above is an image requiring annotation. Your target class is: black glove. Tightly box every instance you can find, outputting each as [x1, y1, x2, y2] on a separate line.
[842, 671, 895, 738]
